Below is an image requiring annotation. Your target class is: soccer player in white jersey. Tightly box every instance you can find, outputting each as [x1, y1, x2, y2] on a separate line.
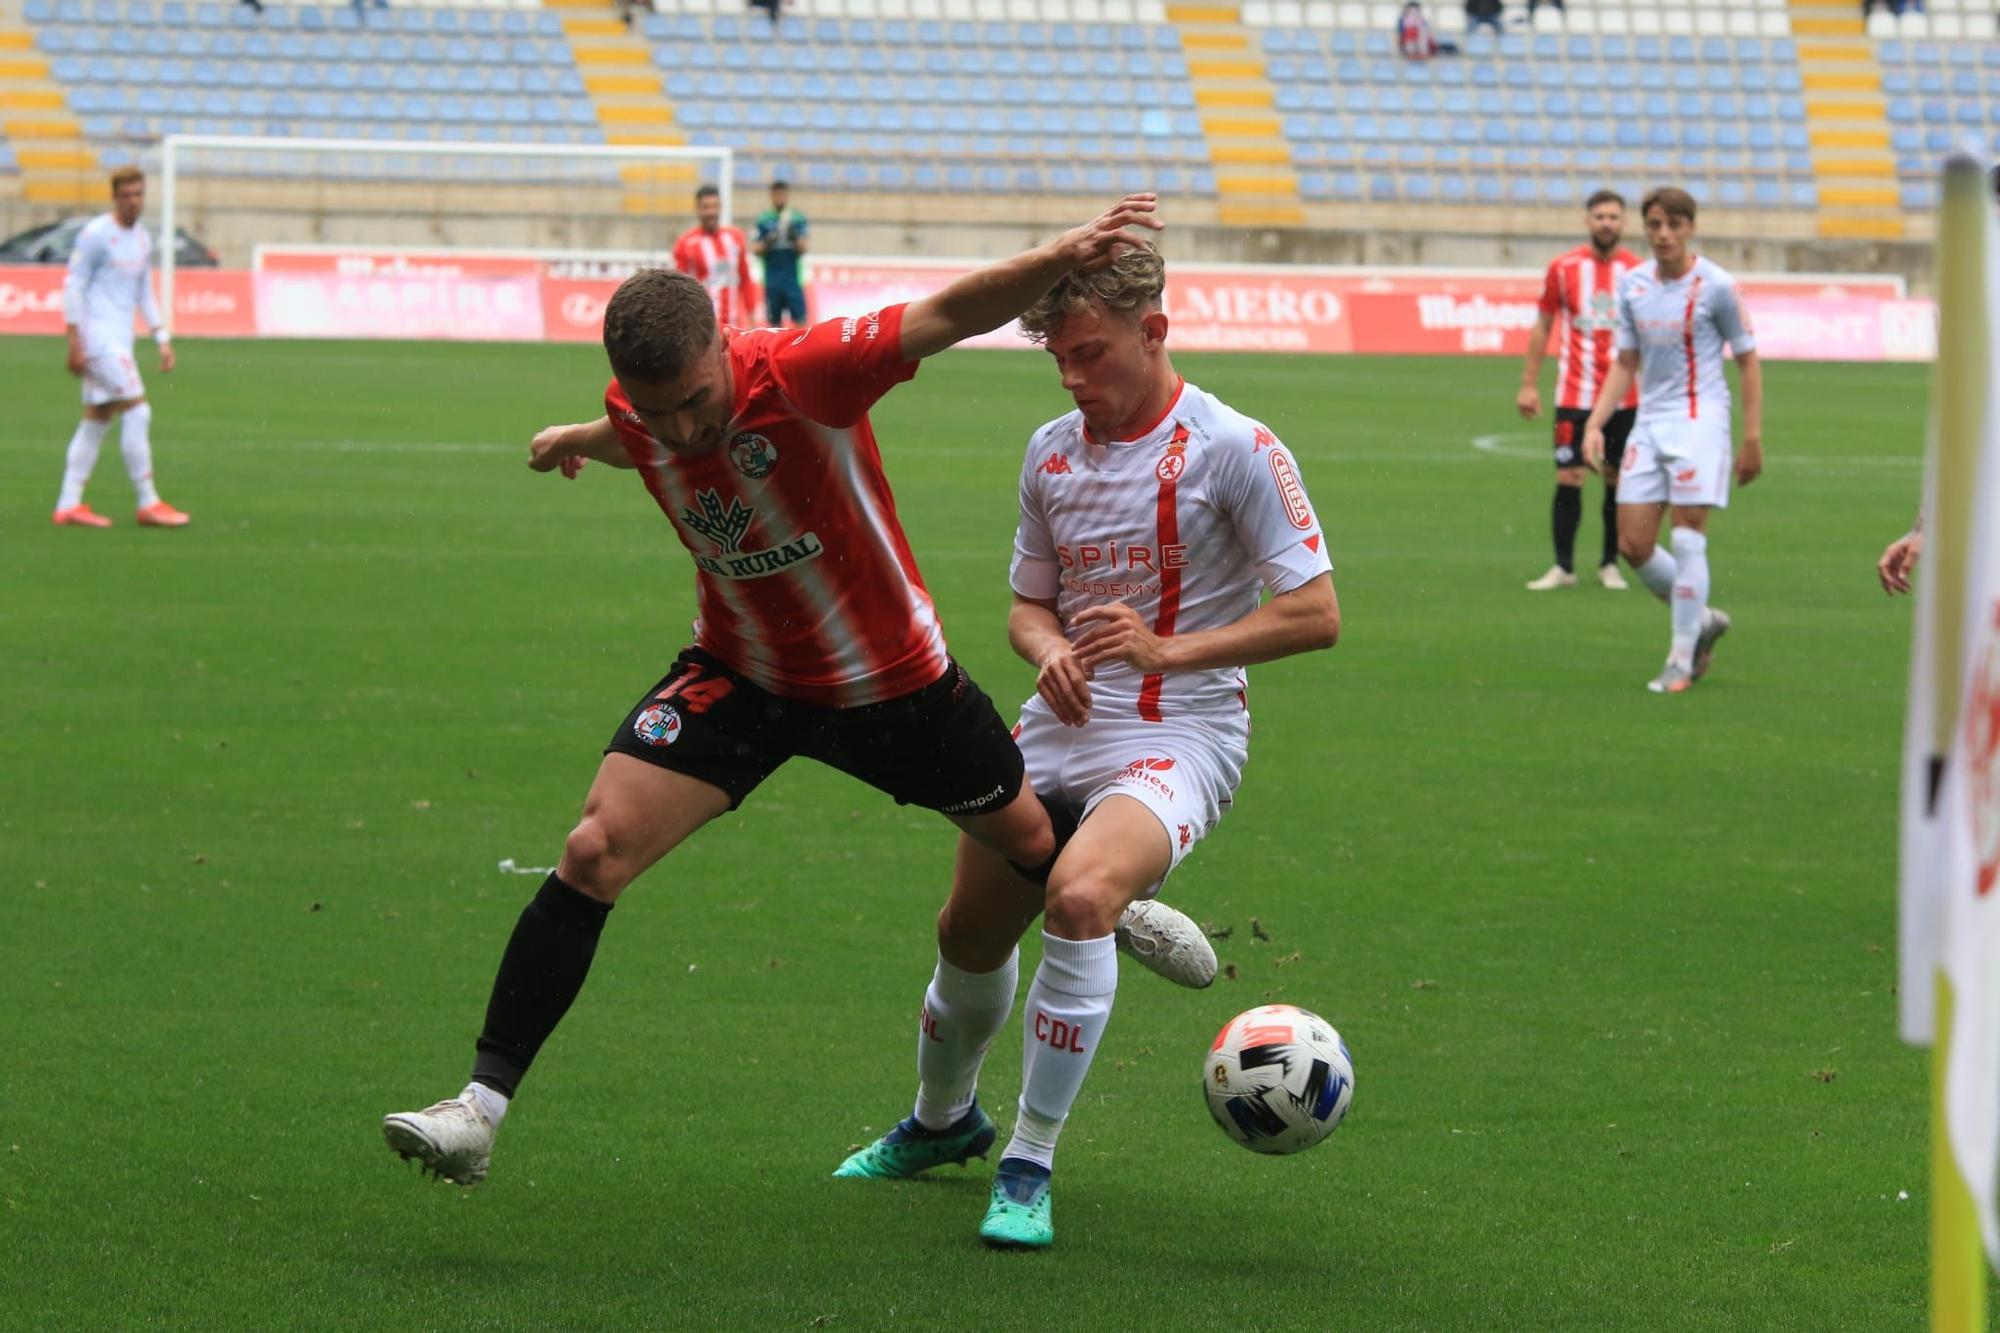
[52, 166, 188, 529]
[1583, 187, 1763, 693]
[836, 247, 1341, 1248]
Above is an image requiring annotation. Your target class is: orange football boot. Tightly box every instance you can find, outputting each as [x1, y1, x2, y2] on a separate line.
[135, 501, 191, 528]
[52, 504, 114, 528]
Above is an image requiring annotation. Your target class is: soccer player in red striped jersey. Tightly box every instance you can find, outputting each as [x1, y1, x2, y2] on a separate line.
[380, 197, 1200, 1190]
[836, 246, 1342, 1248]
[1517, 190, 1641, 591]
[672, 184, 757, 327]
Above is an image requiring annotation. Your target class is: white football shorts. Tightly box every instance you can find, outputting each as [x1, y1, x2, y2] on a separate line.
[81, 349, 145, 407]
[1619, 413, 1733, 509]
[1014, 697, 1249, 893]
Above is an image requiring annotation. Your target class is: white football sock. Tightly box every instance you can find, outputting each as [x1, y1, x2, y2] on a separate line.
[1003, 932, 1118, 1171]
[57, 417, 111, 511]
[461, 1080, 508, 1128]
[912, 948, 1019, 1130]
[1632, 546, 1678, 600]
[1669, 526, 1709, 672]
[119, 401, 160, 508]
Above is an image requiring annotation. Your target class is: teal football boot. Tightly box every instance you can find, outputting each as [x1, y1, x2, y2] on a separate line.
[833, 1106, 997, 1180]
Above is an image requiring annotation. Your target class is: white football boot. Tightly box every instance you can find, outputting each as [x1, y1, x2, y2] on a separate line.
[1597, 563, 1629, 591]
[1115, 899, 1218, 988]
[383, 1091, 496, 1186]
[1525, 565, 1578, 591]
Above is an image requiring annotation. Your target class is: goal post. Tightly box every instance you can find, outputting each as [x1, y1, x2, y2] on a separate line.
[155, 134, 734, 338]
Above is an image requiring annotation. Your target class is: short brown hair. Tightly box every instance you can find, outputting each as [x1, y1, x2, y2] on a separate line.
[1585, 188, 1624, 211]
[1018, 245, 1166, 345]
[602, 268, 718, 384]
[1641, 186, 1697, 224]
[109, 165, 144, 192]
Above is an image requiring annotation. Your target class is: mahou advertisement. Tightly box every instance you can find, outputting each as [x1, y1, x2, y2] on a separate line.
[0, 249, 1935, 363]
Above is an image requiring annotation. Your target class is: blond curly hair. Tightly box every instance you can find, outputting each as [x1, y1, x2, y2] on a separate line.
[1019, 245, 1165, 345]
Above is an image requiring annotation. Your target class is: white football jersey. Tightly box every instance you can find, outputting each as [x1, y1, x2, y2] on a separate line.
[1009, 379, 1332, 721]
[63, 213, 163, 354]
[1613, 255, 1755, 423]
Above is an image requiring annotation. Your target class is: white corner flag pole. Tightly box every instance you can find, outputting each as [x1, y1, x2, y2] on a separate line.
[1917, 152, 1993, 1332]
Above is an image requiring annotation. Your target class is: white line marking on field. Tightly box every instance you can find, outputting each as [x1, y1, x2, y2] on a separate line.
[1470, 431, 1919, 471]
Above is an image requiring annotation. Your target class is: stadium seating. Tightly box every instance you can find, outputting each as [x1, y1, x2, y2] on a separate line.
[1881, 37, 2000, 213]
[24, 0, 602, 178]
[6, 0, 1884, 218]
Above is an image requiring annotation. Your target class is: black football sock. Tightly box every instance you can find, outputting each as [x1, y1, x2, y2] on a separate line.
[1600, 481, 1620, 568]
[1552, 483, 1583, 573]
[469, 872, 613, 1098]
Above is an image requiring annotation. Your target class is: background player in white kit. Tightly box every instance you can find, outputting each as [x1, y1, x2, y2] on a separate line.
[1582, 187, 1762, 693]
[836, 247, 1341, 1248]
[52, 166, 189, 530]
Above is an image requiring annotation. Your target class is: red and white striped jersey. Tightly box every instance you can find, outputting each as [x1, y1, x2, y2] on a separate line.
[1539, 244, 1641, 412]
[1009, 380, 1333, 722]
[1613, 256, 1757, 423]
[605, 304, 949, 708]
[672, 224, 757, 326]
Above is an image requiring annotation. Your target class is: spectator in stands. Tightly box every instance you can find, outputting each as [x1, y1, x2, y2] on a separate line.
[618, 0, 654, 29]
[750, 0, 782, 26]
[1528, 0, 1564, 16]
[1465, 0, 1504, 35]
[1397, 2, 1459, 58]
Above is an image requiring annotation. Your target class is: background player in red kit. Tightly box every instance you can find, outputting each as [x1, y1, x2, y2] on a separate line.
[379, 196, 1179, 1189]
[672, 183, 756, 327]
[1516, 190, 1641, 592]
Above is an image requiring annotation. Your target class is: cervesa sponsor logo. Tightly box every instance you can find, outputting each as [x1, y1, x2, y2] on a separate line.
[1416, 295, 1540, 332]
[560, 292, 606, 328]
[0, 282, 63, 320]
[1267, 448, 1313, 530]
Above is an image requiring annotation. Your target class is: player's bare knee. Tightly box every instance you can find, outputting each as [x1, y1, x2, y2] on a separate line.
[1042, 869, 1127, 941]
[559, 818, 628, 902]
[1619, 534, 1654, 566]
[935, 900, 1021, 971]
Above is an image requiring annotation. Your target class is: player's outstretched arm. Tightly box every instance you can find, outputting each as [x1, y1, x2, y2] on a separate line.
[1010, 594, 1093, 727]
[528, 416, 637, 478]
[1581, 350, 1639, 473]
[1073, 573, 1339, 677]
[1734, 349, 1763, 486]
[1878, 529, 1924, 595]
[897, 194, 1163, 362]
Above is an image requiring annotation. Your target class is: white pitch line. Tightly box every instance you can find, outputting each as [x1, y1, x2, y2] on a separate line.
[1470, 431, 1919, 471]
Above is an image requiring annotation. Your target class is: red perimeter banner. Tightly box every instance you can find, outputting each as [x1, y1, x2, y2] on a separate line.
[0, 254, 1933, 362]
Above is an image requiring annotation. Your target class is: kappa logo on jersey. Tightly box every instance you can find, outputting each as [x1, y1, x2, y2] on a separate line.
[681, 489, 756, 553]
[1252, 425, 1277, 452]
[729, 432, 779, 480]
[1039, 452, 1073, 475]
[1177, 822, 1192, 850]
[1266, 448, 1314, 531]
[632, 703, 682, 747]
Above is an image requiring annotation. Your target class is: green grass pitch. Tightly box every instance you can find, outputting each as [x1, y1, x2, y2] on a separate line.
[0, 335, 1930, 1329]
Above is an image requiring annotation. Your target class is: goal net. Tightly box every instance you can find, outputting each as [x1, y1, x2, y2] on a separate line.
[153, 134, 733, 338]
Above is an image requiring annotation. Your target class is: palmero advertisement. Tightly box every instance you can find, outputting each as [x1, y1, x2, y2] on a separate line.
[0, 250, 1936, 362]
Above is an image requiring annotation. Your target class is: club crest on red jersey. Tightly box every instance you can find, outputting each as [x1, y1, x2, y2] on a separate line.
[728, 432, 778, 480]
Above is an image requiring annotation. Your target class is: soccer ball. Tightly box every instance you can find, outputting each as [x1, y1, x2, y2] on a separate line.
[1203, 1003, 1354, 1155]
